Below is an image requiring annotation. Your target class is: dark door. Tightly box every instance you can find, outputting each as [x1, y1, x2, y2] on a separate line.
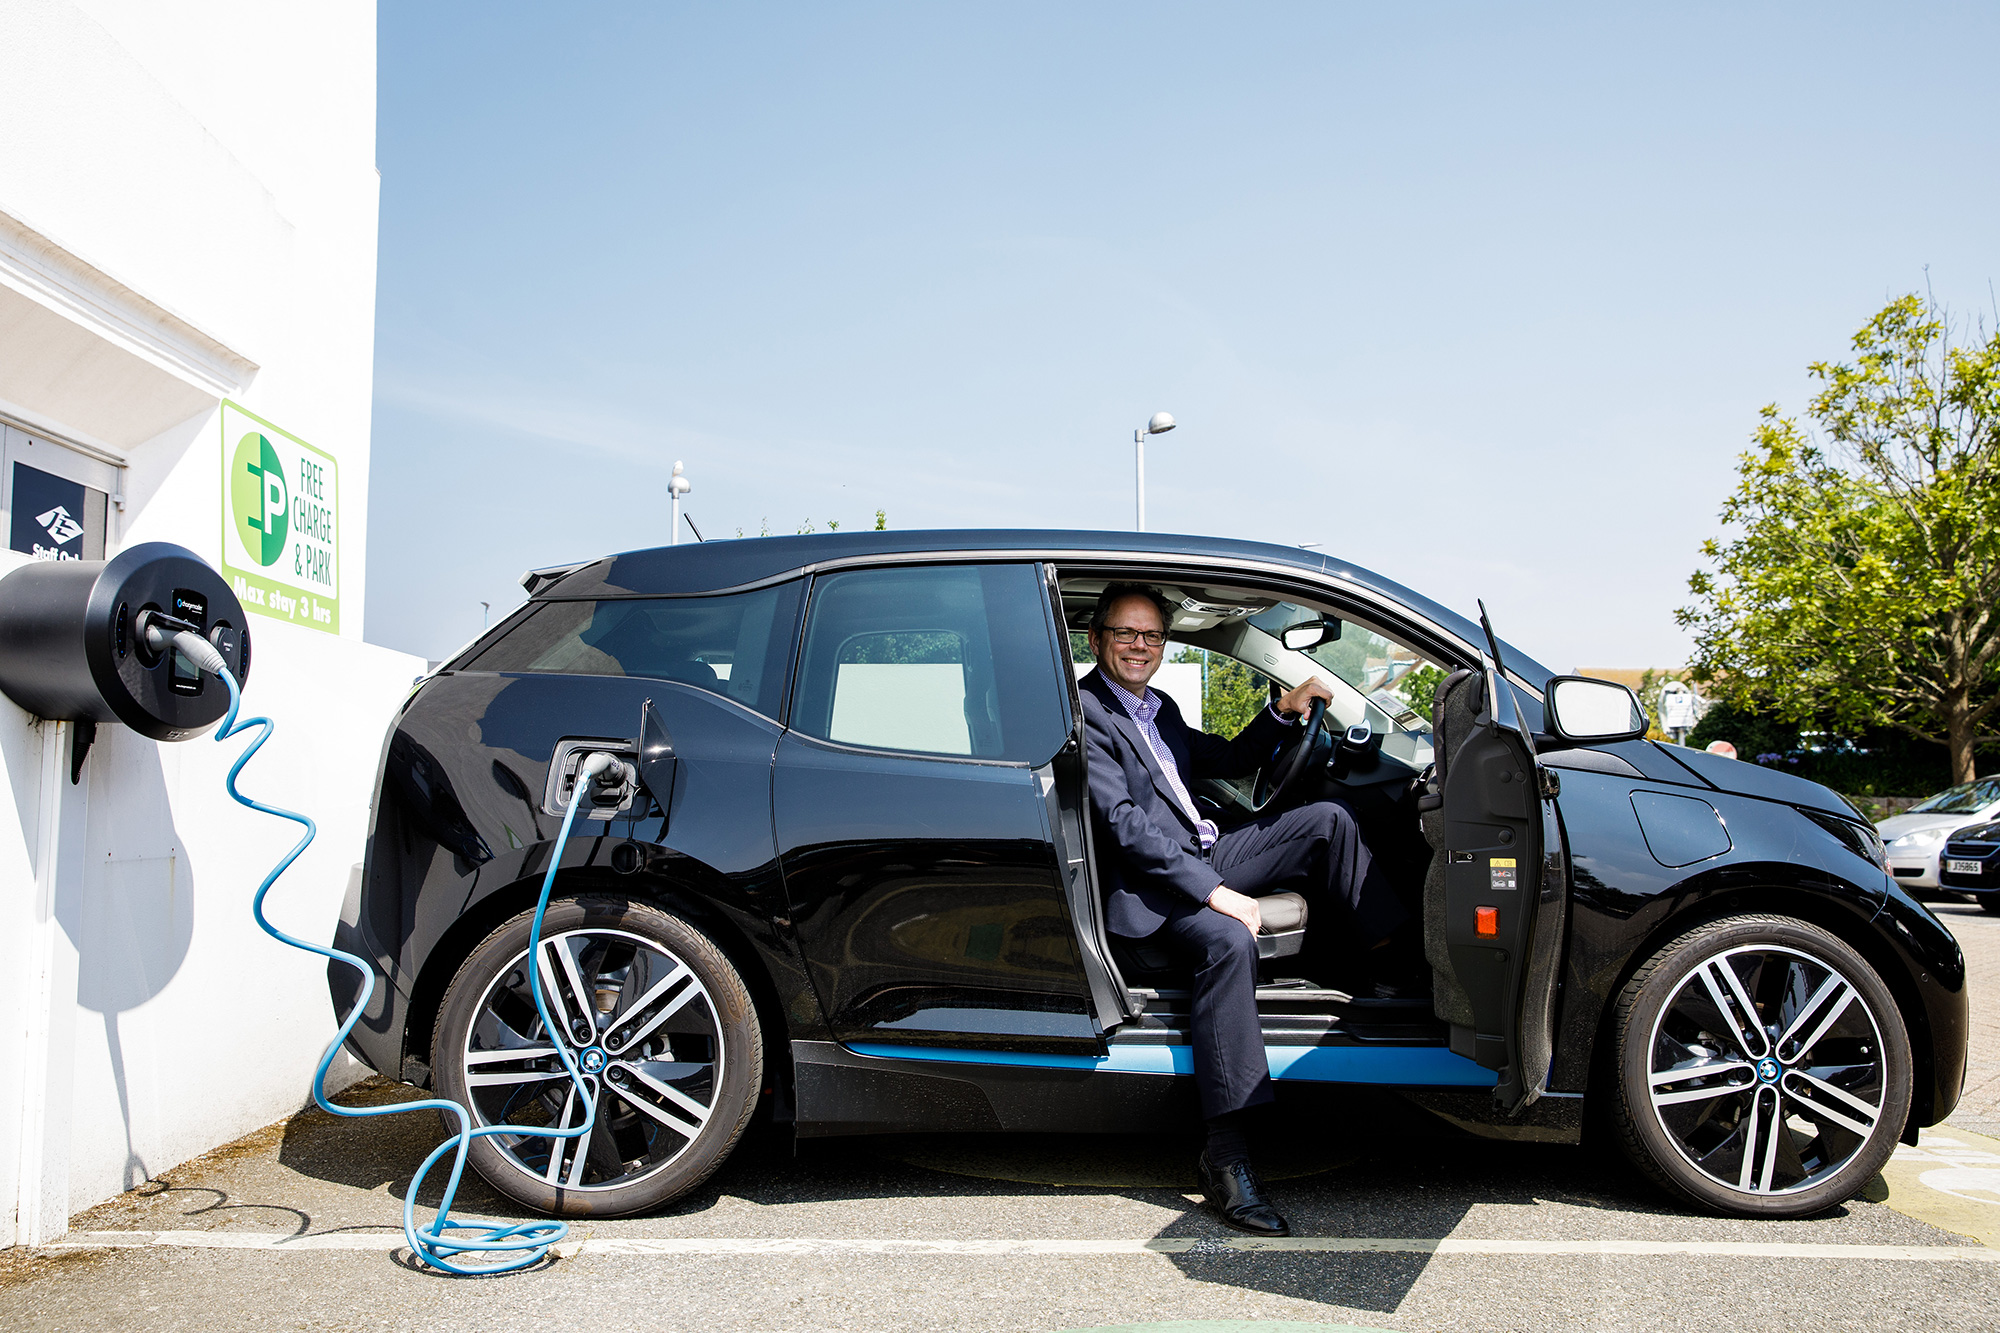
[774, 562, 1103, 1054]
[1438, 627, 1567, 1112]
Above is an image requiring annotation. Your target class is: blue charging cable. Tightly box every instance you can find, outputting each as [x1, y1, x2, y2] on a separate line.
[190, 634, 604, 1275]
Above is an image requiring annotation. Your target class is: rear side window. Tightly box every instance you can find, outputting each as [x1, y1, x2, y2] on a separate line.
[465, 581, 802, 718]
[791, 564, 1068, 763]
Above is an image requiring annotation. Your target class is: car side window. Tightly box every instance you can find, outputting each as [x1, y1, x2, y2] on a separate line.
[791, 564, 1068, 763]
[463, 581, 802, 719]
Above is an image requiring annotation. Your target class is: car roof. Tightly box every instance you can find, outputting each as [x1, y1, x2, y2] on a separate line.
[535, 527, 1556, 685]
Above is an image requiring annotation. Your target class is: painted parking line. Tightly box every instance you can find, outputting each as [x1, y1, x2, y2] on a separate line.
[56, 1230, 413, 1252]
[46, 1231, 2000, 1262]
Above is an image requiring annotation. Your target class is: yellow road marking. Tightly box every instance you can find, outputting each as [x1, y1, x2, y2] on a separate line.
[1870, 1125, 2000, 1249]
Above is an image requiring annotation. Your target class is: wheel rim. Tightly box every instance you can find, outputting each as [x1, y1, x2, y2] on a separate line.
[1646, 943, 1887, 1197]
[460, 926, 725, 1191]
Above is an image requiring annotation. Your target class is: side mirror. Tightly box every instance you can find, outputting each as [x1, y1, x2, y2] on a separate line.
[1281, 620, 1335, 651]
[1545, 675, 1648, 743]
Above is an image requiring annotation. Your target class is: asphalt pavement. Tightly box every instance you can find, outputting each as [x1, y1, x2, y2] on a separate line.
[6, 902, 2000, 1333]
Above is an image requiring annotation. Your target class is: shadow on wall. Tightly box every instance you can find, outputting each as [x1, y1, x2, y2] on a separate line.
[72, 728, 195, 1191]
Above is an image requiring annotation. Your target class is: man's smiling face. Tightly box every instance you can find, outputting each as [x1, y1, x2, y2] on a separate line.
[1093, 593, 1166, 692]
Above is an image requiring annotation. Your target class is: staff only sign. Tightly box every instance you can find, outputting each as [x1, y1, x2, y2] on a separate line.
[217, 402, 339, 634]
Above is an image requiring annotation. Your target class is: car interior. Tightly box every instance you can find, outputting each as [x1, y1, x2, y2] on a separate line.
[1054, 571, 1461, 1037]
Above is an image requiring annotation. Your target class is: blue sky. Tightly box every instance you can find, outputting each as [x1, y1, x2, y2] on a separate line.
[367, 3, 1998, 670]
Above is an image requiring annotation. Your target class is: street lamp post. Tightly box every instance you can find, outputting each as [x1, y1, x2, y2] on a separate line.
[669, 461, 692, 545]
[1134, 412, 1175, 531]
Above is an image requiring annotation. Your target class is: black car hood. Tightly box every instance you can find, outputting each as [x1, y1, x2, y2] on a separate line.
[1653, 743, 1860, 820]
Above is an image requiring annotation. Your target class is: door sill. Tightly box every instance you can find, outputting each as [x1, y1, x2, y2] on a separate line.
[1115, 990, 1447, 1046]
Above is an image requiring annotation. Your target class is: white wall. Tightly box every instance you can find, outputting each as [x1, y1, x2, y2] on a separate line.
[0, 3, 422, 1245]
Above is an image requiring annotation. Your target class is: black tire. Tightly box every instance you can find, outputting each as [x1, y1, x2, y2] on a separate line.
[433, 894, 762, 1217]
[1607, 913, 1911, 1218]
[1978, 896, 2000, 915]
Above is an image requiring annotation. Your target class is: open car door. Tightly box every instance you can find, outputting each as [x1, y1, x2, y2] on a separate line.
[1437, 606, 1568, 1113]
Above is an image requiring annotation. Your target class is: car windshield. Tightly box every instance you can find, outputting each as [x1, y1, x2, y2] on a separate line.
[1247, 604, 1440, 727]
[1909, 778, 2000, 814]
[1240, 602, 1444, 765]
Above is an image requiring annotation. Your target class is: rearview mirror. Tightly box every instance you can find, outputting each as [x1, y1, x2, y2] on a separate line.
[1545, 675, 1647, 743]
[1281, 620, 1334, 651]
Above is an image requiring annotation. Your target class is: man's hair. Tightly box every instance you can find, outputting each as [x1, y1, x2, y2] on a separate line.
[1089, 583, 1174, 640]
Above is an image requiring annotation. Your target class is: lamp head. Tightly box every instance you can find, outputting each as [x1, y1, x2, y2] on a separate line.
[1147, 412, 1176, 435]
[670, 460, 691, 497]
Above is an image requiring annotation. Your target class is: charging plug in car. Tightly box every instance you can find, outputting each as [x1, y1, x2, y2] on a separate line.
[579, 750, 639, 818]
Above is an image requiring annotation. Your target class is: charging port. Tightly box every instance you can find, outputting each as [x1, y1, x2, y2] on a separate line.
[541, 738, 640, 821]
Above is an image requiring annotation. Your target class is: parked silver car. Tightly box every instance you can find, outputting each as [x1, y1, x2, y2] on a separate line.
[1877, 778, 2000, 890]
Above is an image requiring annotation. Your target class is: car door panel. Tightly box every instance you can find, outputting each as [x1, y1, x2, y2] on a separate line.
[773, 562, 1102, 1056]
[775, 734, 1097, 1049]
[1439, 667, 1559, 1112]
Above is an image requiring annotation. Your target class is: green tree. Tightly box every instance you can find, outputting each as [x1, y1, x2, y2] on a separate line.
[1678, 295, 2000, 782]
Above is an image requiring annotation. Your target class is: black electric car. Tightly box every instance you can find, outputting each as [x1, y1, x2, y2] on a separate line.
[334, 530, 1967, 1221]
[1937, 822, 2000, 912]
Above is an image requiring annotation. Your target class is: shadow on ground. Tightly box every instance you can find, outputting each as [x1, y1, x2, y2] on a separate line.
[194, 1077, 1753, 1313]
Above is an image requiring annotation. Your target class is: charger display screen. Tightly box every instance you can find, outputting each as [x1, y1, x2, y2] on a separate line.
[169, 588, 208, 696]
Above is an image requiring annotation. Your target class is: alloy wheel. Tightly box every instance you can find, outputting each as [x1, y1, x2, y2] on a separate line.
[1645, 944, 1887, 1197]
[459, 926, 724, 1191]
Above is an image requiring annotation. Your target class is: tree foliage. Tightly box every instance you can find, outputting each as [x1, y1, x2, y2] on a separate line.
[1678, 295, 2000, 782]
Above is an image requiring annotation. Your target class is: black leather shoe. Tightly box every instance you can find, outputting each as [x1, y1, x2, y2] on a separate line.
[1197, 1153, 1290, 1237]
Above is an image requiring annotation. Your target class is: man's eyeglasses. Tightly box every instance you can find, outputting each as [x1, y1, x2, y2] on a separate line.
[1102, 626, 1167, 647]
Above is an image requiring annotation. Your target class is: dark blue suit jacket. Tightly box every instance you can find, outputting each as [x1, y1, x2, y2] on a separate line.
[1079, 667, 1294, 939]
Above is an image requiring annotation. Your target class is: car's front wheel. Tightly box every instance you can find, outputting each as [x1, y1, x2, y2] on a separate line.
[433, 894, 763, 1217]
[1608, 913, 1911, 1217]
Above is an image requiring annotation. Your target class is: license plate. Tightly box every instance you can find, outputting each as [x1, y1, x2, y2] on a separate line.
[1947, 859, 1983, 875]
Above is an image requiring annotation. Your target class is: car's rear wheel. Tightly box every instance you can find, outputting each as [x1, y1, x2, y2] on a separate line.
[433, 894, 762, 1217]
[1608, 914, 1910, 1217]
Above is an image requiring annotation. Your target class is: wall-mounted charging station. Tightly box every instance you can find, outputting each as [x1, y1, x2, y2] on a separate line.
[0, 541, 250, 789]
[0, 542, 252, 1246]
[0, 540, 251, 738]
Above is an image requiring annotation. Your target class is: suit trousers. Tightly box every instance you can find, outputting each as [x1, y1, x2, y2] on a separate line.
[1149, 798, 1406, 1119]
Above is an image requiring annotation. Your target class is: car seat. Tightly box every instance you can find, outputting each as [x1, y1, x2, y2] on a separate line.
[1110, 889, 1311, 982]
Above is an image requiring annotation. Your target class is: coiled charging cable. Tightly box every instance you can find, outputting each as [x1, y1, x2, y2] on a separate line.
[167, 625, 608, 1275]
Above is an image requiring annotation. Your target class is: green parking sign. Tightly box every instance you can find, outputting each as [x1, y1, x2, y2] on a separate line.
[217, 402, 339, 633]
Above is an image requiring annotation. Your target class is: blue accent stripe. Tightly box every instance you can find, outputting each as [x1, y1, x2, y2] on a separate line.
[843, 1042, 1498, 1087]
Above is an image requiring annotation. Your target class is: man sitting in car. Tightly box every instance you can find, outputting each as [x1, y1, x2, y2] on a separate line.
[1078, 583, 1416, 1237]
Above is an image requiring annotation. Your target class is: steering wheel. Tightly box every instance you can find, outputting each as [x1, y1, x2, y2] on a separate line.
[1251, 696, 1332, 814]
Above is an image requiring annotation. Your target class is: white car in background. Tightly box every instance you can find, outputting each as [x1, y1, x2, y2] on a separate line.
[1877, 778, 2000, 891]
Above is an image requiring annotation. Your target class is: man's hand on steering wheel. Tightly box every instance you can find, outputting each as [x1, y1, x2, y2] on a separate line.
[1251, 679, 1336, 813]
[1275, 677, 1334, 720]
